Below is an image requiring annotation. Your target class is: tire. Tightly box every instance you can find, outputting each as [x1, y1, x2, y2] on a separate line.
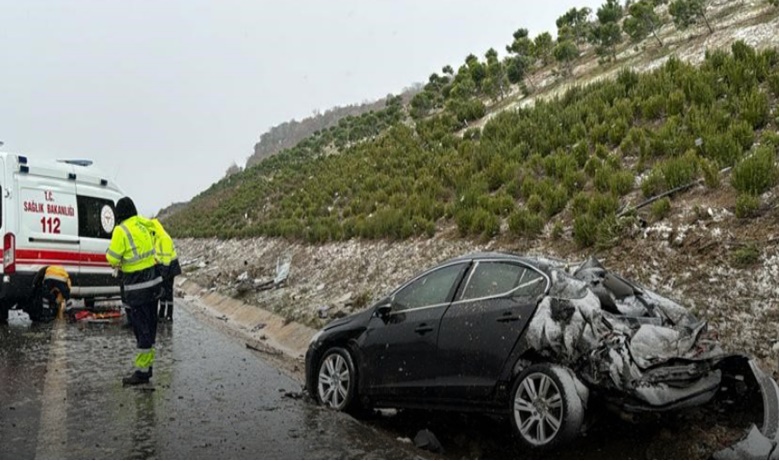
[315, 347, 358, 412]
[0, 302, 8, 324]
[510, 363, 584, 450]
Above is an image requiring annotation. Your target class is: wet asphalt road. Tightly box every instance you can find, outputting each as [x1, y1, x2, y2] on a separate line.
[0, 299, 762, 460]
[0, 300, 417, 459]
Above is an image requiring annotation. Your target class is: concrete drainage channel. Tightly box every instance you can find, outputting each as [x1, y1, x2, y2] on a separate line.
[177, 277, 315, 377]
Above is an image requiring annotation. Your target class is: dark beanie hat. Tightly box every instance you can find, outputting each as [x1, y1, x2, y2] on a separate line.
[115, 197, 138, 223]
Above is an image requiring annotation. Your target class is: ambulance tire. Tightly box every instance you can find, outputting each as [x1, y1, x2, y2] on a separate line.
[0, 302, 9, 324]
[24, 293, 53, 323]
[24, 300, 44, 323]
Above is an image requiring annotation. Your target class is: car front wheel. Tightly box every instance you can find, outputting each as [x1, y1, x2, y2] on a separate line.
[316, 347, 357, 411]
[510, 363, 584, 450]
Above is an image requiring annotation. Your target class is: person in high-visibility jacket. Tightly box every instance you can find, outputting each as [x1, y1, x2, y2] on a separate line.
[106, 197, 162, 386]
[34, 265, 72, 321]
[148, 219, 182, 321]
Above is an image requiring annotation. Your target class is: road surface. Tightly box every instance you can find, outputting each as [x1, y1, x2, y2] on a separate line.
[0, 300, 416, 459]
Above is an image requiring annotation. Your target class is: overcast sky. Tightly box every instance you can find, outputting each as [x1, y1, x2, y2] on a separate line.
[0, 0, 602, 216]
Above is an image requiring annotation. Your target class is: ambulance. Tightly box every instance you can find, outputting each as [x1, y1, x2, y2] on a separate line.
[0, 152, 124, 322]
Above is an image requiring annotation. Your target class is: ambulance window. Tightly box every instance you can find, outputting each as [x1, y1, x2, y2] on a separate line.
[77, 195, 115, 239]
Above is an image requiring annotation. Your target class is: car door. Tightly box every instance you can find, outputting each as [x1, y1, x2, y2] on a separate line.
[358, 261, 469, 400]
[435, 260, 549, 400]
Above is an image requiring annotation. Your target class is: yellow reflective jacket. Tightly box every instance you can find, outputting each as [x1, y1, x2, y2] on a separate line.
[148, 219, 177, 266]
[106, 215, 157, 273]
[44, 265, 72, 289]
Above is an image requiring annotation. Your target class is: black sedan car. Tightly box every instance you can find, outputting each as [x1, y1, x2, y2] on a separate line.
[305, 252, 779, 453]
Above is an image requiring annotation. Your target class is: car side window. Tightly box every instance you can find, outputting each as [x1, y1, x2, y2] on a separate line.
[461, 262, 525, 300]
[393, 263, 465, 312]
[460, 261, 547, 301]
[514, 267, 547, 299]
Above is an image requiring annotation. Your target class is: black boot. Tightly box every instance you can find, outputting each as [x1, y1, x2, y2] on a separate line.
[165, 303, 173, 322]
[158, 304, 165, 320]
[122, 370, 151, 386]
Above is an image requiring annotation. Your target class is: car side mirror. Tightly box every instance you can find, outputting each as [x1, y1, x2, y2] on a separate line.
[374, 302, 392, 320]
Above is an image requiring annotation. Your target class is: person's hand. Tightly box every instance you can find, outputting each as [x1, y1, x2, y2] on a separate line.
[112, 268, 119, 278]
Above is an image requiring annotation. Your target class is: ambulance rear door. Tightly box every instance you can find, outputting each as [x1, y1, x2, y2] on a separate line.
[16, 159, 80, 278]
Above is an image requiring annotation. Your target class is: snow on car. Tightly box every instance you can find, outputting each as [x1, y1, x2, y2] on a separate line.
[305, 252, 779, 456]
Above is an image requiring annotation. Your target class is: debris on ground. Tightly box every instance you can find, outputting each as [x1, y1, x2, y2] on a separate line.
[65, 300, 124, 324]
[414, 429, 443, 454]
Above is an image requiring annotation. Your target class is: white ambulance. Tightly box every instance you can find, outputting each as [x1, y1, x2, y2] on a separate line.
[0, 152, 124, 322]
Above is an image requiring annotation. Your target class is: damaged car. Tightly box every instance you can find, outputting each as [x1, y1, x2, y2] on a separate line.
[305, 252, 779, 455]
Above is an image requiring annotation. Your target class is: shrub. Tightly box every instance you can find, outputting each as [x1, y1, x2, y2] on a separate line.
[641, 169, 665, 198]
[761, 131, 779, 148]
[472, 208, 500, 239]
[728, 120, 755, 151]
[641, 94, 666, 120]
[542, 185, 570, 218]
[700, 158, 721, 189]
[526, 194, 544, 214]
[584, 157, 603, 177]
[620, 127, 649, 158]
[731, 243, 760, 268]
[608, 118, 630, 146]
[667, 89, 686, 116]
[551, 221, 564, 240]
[610, 170, 635, 196]
[588, 192, 619, 219]
[735, 194, 760, 218]
[594, 165, 613, 193]
[562, 169, 587, 194]
[573, 142, 589, 167]
[508, 209, 545, 238]
[703, 132, 742, 167]
[769, 71, 779, 97]
[731, 146, 778, 195]
[596, 214, 622, 249]
[571, 192, 590, 216]
[661, 150, 699, 189]
[651, 197, 671, 221]
[739, 89, 770, 129]
[573, 213, 598, 248]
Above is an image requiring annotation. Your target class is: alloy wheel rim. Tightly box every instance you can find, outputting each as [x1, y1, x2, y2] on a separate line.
[513, 372, 564, 445]
[317, 353, 351, 409]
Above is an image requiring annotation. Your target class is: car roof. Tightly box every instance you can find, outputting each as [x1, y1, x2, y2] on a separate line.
[443, 252, 564, 271]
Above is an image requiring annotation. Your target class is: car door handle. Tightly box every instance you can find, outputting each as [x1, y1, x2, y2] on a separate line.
[414, 324, 434, 334]
[496, 312, 521, 323]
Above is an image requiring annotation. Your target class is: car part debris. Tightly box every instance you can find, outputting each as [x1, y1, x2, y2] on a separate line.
[413, 429, 443, 453]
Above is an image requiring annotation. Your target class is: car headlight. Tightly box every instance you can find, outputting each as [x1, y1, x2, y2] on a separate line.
[309, 329, 324, 346]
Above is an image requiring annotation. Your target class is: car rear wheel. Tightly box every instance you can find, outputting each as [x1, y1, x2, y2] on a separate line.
[316, 347, 357, 412]
[510, 364, 584, 450]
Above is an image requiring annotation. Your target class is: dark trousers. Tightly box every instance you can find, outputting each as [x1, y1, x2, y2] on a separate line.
[129, 297, 158, 349]
[158, 277, 175, 318]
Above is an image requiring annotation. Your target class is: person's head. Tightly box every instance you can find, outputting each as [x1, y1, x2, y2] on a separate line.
[115, 197, 138, 223]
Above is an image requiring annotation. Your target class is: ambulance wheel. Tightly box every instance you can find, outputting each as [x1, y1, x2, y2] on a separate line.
[24, 297, 53, 323]
[25, 302, 44, 322]
[0, 302, 9, 324]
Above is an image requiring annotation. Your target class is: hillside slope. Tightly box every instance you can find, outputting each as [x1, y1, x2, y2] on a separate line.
[172, 5, 779, 456]
[164, 1, 779, 246]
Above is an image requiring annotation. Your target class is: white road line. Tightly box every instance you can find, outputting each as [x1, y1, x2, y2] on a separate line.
[35, 320, 68, 459]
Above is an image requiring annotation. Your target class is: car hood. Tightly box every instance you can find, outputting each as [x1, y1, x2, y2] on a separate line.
[323, 308, 371, 331]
